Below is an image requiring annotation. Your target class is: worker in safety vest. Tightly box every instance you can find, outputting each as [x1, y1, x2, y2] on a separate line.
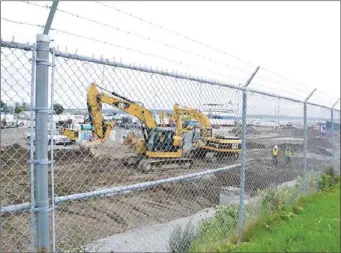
[285, 148, 292, 166]
[272, 145, 279, 166]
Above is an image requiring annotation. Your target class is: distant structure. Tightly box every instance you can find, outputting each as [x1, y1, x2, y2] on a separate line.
[201, 103, 238, 126]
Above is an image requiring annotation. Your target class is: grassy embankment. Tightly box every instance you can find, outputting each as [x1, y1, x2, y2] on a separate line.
[189, 171, 340, 253]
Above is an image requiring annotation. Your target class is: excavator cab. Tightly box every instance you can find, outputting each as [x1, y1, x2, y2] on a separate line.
[192, 125, 213, 143]
[147, 127, 181, 152]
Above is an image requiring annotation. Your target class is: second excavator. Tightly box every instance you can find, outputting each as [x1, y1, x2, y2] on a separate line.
[87, 83, 193, 172]
[172, 104, 242, 161]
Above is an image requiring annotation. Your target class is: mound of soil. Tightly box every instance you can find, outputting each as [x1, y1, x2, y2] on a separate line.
[231, 126, 259, 136]
[308, 146, 333, 157]
[1, 143, 29, 170]
[278, 143, 302, 153]
[247, 141, 266, 149]
[308, 137, 332, 149]
[50, 146, 94, 165]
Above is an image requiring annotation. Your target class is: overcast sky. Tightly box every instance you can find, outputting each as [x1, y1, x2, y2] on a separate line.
[1, 1, 340, 119]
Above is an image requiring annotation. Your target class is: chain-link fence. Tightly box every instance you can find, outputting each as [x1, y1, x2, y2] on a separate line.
[1, 42, 36, 252]
[1, 39, 340, 252]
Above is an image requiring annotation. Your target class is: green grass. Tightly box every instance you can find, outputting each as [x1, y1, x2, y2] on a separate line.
[231, 184, 340, 252]
[190, 183, 340, 253]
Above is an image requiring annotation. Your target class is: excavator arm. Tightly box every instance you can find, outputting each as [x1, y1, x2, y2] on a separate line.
[87, 83, 157, 142]
[159, 112, 173, 127]
[172, 104, 212, 138]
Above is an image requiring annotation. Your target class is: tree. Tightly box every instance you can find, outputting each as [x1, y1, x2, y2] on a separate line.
[53, 103, 64, 115]
[0, 100, 9, 111]
[14, 106, 24, 114]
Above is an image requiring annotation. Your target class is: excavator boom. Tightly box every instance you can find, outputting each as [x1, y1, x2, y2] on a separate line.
[172, 103, 242, 160]
[87, 83, 157, 141]
[173, 103, 211, 137]
[87, 83, 193, 172]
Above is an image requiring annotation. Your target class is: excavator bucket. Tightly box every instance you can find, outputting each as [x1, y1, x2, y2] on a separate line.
[123, 132, 138, 147]
[87, 83, 105, 138]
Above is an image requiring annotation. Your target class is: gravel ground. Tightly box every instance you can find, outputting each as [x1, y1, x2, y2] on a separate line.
[1, 126, 339, 252]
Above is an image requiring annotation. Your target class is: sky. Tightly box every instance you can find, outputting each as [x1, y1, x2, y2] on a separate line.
[1, 1, 340, 119]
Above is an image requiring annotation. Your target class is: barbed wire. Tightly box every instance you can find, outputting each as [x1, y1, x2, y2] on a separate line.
[2, 2, 339, 104]
[252, 80, 340, 107]
[255, 69, 341, 101]
[1, 17, 245, 82]
[20, 1, 252, 75]
[252, 73, 317, 95]
[258, 68, 326, 95]
[250, 82, 308, 100]
[94, 1, 257, 67]
[95, 1, 338, 97]
[312, 89, 341, 101]
[1, 17, 44, 29]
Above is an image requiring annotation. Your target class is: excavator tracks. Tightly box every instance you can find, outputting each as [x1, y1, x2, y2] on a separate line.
[137, 158, 194, 173]
[188, 148, 239, 163]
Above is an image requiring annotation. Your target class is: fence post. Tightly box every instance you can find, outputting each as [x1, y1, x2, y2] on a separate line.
[238, 66, 259, 242]
[303, 88, 316, 192]
[331, 108, 334, 161]
[34, 34, 51, 252]
[331, 99, 340, 164]
[29, 43, 37, 252]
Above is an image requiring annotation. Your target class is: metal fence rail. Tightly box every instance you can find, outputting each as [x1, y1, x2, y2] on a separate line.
[1, 38, 340, 252]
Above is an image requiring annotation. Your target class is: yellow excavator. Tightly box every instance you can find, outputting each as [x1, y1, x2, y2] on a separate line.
[159, 112, 193, 132]
[172, 104, 242, 161]
[87, 83, 193, 172]
[158, 112, 173, 127]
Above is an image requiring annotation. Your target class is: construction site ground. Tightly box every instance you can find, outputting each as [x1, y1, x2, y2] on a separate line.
[1, 126, 339, 251]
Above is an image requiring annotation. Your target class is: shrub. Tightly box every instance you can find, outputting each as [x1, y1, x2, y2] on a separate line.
[319, 173, 332, 191]
[197, 205, 239, 239]
[168, 222, 197, 253]
[318, 167, 340, 191]
[324, 166, 336, 178]
[189, 205, 240, 252]
[260, 188, 289, 213]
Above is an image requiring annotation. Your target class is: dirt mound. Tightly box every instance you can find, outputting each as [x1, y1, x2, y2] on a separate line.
[308, 137, 332, 149]
[247, 141, 266, 149]
[278, 143, 302, 153]
[1, 144, 29, 170]
[278, 143, 332, 157]
[289, 128, 321, 138]
[231, 126, 259, 136]
[83, 143, 136, 160]
[49, 146, 94, 165]
[1, 144, 30, 205]
[308, 146, 332, 157]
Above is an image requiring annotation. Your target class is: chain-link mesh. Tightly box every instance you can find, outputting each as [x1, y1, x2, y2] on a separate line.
[244, 92, 304, 193]
[51, 53, 246, 251]
[333, 109, 341, 169]
[1, 41, 340, 252]
[1, 44, 34, 252]
[306, 104, 335, 173]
